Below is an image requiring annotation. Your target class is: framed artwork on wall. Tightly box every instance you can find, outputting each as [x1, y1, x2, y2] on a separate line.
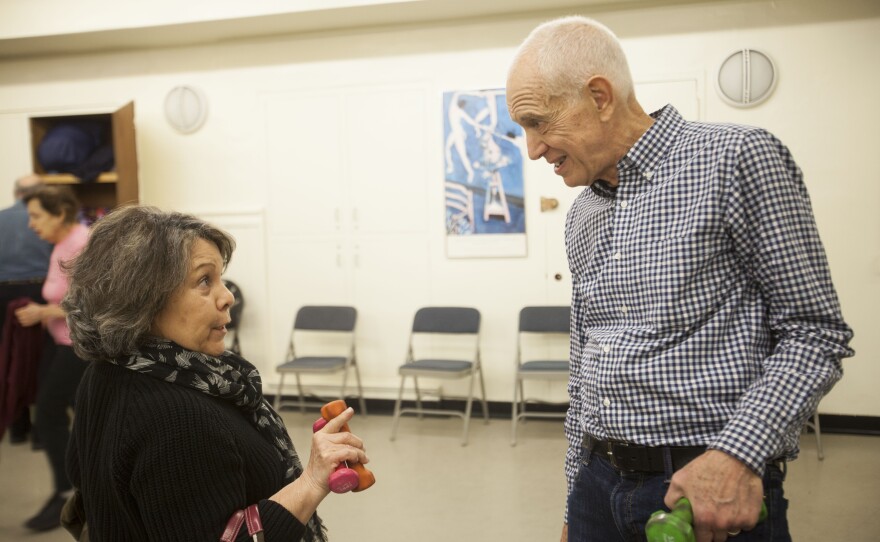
[443, 88, 527, 258]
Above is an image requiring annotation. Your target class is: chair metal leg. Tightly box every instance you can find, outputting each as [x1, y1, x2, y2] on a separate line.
[511, 375, 520, 446]
[414, 377, 423, 420]
[517, 380, 525, 423]
[295, 374, 306, 413]
[813, 411, 824, 460]
[274, 373, 285, 412]
[390, 376, 406, 441]
[340, 364, 351, 402]
[477, 365, 489, 423]
[461, 369, 478, 446]
[353, 362, 367, 417]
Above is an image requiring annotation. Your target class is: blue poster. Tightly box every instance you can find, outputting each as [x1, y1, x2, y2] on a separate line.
[443, 89, 525, 237]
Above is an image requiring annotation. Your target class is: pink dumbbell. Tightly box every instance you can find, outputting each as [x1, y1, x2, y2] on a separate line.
[312, 417, 360, 493]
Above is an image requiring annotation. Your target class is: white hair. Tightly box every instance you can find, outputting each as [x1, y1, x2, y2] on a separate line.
[13, 173, 42, 199]
[510, 16, 634, 103]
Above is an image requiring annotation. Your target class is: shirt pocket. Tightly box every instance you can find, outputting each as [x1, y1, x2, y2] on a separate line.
[635, 234, 734, 332]
[633, 195, 698, 243]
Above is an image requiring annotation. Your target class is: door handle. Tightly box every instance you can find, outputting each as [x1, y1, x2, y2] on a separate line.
[540, 197, 559, 212]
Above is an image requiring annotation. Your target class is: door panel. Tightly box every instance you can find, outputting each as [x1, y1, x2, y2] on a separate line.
[265, 92, 345, 236]
[346, 86, 429, 235]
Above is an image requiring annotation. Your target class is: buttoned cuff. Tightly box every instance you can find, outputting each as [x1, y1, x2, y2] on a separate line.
[708, 414, 784, 476]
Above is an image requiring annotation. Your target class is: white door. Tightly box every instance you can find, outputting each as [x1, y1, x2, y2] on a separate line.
[345, 86, 430, 235]
[264, 91, 347, 236]
[262, 84, 433, 391]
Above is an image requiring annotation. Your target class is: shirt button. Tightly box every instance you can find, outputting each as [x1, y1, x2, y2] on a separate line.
[620, 201, 628, 209]
[603, 398, 611, 407]
[644, 170, 654, 180]
[613, 252, 622, 260]
[620, 306, 628, 314]
[602, 345, 611, 353]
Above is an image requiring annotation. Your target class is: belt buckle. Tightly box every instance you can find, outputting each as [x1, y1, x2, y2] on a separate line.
[607, 441, 629, 471]
[607, 441, 649, 472]
[767, 458, 785, 471]
[606, 441, 618, 468]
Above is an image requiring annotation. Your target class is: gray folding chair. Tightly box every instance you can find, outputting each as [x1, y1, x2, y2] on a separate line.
[274, 306, 366, 415]
[511, 306, 570, 446]
[222, 279, 244, 355]
[390, 307, 488, 446]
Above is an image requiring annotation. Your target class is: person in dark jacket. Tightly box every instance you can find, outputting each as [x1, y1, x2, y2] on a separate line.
[0, 298, 45, 441]
[0, 174, 52, 443]
[63, 206, 367, 541]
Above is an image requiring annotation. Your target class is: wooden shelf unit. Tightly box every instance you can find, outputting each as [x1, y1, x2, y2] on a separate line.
[29, 102, 139, 212]
[40, 172, 119, 184]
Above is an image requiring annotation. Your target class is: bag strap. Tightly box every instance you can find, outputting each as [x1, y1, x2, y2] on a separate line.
[221, 504, 264, 542]
[220, 509, 245, 542]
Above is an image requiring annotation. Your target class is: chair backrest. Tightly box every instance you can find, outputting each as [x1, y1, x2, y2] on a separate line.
[412, 307, 480, 334]
[519, 306, 569, 334]
[517, 306, 570, 367]
[294, 306, 357, 332]
[409, 307, 480, 363]
[223, 279, 244, 330]
[289, 306, 357, 360]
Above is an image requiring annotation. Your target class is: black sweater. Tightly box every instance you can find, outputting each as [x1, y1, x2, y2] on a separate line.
[68, 362, 307, 541]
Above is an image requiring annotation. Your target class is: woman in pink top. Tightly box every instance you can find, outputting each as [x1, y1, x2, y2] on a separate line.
[15, 185, 89, 532]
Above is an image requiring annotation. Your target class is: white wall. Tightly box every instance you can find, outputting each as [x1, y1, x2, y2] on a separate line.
[0, 0, 877, 416]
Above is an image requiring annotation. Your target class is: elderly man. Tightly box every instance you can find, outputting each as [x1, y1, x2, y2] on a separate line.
[506, 16, 853, 542]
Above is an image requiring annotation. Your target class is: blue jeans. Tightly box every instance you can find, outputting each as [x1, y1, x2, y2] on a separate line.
[567, 447, 791, 542]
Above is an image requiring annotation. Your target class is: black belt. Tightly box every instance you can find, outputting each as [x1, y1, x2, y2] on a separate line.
[584, 434, 705, 473]
[0, 277, 44, 286]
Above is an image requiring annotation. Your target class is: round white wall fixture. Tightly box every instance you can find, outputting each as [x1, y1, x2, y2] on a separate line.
[716, 49, 777, 108]
[164, 85, 209, 134]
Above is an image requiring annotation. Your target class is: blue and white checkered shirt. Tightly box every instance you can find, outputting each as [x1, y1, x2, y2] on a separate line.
[563, 105, 853, 519]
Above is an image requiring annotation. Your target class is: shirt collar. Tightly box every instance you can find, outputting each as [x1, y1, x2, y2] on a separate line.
[617, 104, 685, 184]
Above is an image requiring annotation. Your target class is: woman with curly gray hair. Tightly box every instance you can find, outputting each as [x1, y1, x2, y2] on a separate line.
[63, 206, 368, 542]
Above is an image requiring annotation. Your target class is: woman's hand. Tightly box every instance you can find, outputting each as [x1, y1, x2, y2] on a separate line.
[15, 303, 45, 327]
[302, 407, 369, 494]
[270, 407, 369, 524]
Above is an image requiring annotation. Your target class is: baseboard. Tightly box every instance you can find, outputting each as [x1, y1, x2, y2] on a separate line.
[270, 395, 880, 437]
[272, 394, 563, 420]
[812, 414, 880, 436]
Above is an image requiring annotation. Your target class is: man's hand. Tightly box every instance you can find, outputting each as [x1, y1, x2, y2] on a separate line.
[664, 450, 764, 542]
[560, 522, 567, 542]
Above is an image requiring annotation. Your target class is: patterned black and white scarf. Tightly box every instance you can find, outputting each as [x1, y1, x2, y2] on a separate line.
[111, 337, 327, 542]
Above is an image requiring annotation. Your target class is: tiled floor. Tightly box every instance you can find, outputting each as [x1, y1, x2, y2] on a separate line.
[1, 411, 878, 541]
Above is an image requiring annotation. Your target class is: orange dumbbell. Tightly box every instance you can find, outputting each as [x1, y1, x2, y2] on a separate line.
[312, 400, 375, 493]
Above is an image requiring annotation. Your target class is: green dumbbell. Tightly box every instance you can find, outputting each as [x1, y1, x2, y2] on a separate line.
[645, 498, 767, 542]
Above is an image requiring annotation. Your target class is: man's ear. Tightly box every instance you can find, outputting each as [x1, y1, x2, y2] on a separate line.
[587, 75, 614, 120]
